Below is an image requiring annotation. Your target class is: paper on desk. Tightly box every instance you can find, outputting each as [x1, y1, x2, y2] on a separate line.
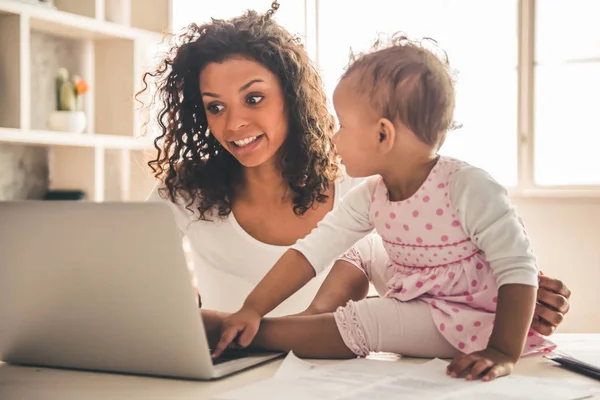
[219, 357, 480, 400]
[218, 367, 381, 400]
[337, 358, 487, 399]
[219, 353, 395, 400]
[552, 334, 600, 353]
[417, 359, 592, 400]
[273, 351, 319, 379]
[440, 381, 593, 400]
[275, 351, 415, 380]
[217, 356, 594, 400]
[339, 358, 593, 400]
[552, 334, 600, 368]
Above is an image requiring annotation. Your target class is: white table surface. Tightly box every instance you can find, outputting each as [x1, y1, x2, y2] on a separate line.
[1, 333, 599, 399]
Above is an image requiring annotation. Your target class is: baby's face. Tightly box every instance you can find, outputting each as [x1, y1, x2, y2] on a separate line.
[332, 78, 381, 178]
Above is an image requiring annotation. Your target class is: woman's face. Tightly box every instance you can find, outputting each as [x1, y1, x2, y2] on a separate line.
[199, 56, 289, 168]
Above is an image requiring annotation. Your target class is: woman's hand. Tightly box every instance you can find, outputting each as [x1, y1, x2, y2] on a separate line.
[532, 275, 571, 335]
[212, 306, 262, 358]
[447, 347, 515, 382]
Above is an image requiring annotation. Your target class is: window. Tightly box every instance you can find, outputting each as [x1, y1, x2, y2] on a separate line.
[170, 1, 600, 192]
[317, 0, 519, 186]
[534, 0, 600, 186]
[171, 0, 305, 39]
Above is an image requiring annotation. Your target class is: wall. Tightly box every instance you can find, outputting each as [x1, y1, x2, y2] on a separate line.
[0, 144, 48, 200]
[512, 196, 600, 333]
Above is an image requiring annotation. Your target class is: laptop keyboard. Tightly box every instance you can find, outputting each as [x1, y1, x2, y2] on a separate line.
[210, 349, 250, 365]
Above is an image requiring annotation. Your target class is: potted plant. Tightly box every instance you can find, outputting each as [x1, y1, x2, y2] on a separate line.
[47, 67, 89, 134]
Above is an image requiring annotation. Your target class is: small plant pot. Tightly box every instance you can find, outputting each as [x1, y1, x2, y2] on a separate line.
[48, 111, 87, 134]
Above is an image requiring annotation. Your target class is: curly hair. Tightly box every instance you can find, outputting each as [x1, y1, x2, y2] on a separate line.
[138, 10, 338, 220]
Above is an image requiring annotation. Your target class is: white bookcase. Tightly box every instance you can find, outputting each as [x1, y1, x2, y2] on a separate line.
[0, 0, 171, 201]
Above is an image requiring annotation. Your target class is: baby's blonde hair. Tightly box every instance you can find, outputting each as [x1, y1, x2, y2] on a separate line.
[342, 33, 458, 148]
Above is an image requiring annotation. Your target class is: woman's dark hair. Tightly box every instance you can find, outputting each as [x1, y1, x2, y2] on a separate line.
[137, 9, 338, 220]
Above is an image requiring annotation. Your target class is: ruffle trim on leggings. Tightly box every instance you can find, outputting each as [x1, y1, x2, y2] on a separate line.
[333, 301, 370, 357]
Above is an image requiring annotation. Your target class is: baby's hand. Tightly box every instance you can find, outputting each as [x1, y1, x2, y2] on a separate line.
[446, 347, 516, 382]
[212, 306, 262, 358]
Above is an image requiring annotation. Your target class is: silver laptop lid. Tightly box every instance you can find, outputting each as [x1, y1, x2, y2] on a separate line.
[0, 201, 215, 379]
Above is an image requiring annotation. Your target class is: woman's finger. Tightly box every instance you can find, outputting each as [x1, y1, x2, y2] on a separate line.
[537, 287, 569, 313]
[535, 303, 565, 327]
[538, 275, 571, 299]
[531, 317, 555, 336]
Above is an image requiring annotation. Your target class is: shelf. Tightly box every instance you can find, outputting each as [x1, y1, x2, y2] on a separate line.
[0, 128, 153, 150]
[0, 0, 166, 41]
[0, 0, 169, 203]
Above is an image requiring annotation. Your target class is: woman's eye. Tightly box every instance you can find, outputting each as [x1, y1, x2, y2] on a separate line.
[207, 104, 224, 114]
[246, 95, 264, 105]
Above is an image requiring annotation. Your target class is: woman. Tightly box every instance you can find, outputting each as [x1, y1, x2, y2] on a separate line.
[142, 7, 570, 335]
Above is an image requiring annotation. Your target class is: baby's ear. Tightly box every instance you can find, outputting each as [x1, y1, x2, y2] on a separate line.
[376, 117, 396, 152]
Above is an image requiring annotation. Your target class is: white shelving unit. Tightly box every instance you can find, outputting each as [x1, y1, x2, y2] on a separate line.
[0, 0, 171, 201]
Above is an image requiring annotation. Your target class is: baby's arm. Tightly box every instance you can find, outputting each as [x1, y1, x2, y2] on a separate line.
[447, 166, 538, 380]
[295, 233, 386, 316]
[213, 178, 377, 356]
[246, 177, 376, 313]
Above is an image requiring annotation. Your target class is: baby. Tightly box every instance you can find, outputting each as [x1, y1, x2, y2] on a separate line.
[212, 34, 555, 381]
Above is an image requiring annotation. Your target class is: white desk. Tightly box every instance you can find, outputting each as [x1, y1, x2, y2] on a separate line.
[1, 334, 599, 399]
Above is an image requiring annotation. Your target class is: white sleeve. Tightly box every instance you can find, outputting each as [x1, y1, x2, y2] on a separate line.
[145, 182, 165, 202]
[145, 182, 186, 239]
[291, 177, 376, 275]
[450, 166, 538, 288]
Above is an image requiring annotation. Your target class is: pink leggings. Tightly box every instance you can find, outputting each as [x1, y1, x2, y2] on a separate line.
[334, 297, 461, 358]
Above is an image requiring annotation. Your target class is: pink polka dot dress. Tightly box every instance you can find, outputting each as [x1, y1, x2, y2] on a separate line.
[368, 156, 555, 356]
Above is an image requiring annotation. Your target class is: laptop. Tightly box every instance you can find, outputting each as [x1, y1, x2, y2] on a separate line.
[0, 201, 284, 380]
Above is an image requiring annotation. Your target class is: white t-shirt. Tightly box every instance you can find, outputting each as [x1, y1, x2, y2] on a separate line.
[146, 175, 365, 316]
